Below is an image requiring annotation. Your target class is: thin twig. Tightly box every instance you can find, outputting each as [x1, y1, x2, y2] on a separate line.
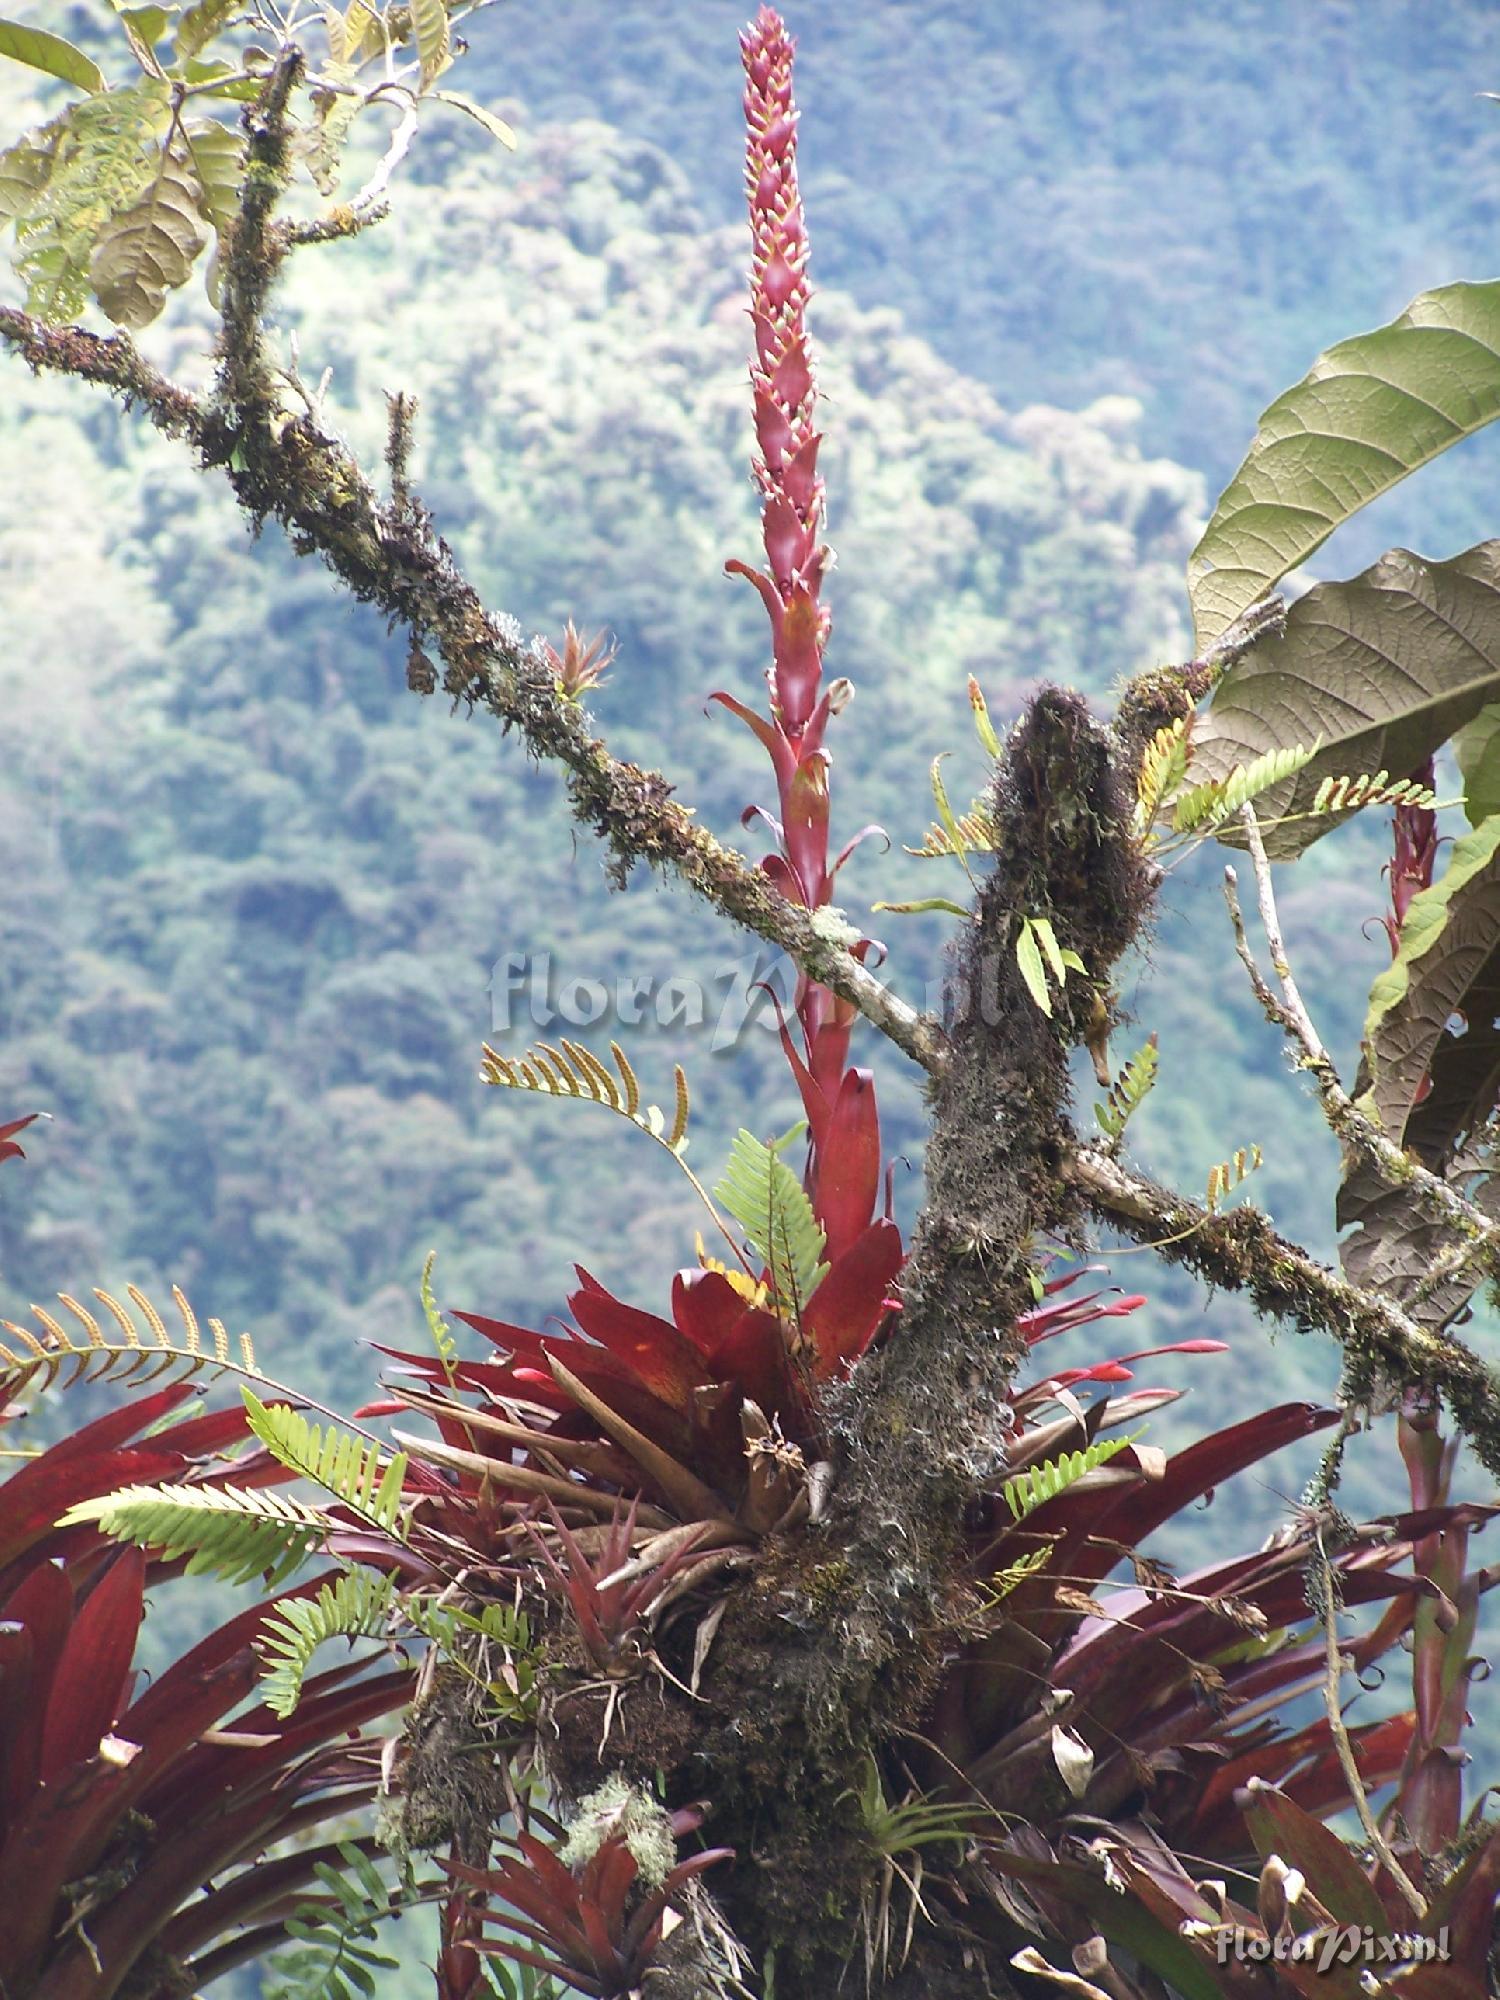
[1222, 864, 1288, 1023]
[350, 89, 420, 215]
[1312, 1525, 1428, 1920]
[284, 202, 390, 245]
[1227, 804, 1500, 1291]
[1238, 803, 1329, 1063]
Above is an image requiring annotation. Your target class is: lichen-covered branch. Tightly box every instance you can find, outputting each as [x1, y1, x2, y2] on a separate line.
[0, 309, 206, 444]
[1065, 1145, 1500, 1479]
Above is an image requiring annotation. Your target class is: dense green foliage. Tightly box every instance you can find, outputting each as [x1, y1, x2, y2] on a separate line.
[488, 0, 1500, 529]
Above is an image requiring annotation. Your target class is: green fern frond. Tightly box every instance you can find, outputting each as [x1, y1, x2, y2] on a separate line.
[968, 675, 1002, 759]
[968, 680, 1004, 756]
[928, 754, 974, 882]
[714, 1130, 829, 1323]
[420, 1250, 458, 1390]
[1133, 717, 1191, 837]
[1206, 1144, 1263, 1213]
[258, 1571, 402, 1720]
[481, 1037, 691, 1153]
[1003, 1433, 1137, 1523]
[60, 1480, 330, 1587]
[1015, 916, 1086, 1016]
[978, 1544, 1053, 1605]
[480, 1039, 753, 1272]
[1171, 741, 1319, 834]
[905, 805, 999, 860]
[263, 1841, 405, 2000]
[0, 1282, 257, 1394]
[405, 1596, 540, 1720]
[242, 1390, 407, 1536]
[1094, 1034, 1160, 1143]
[1310, 770, 1438, 815]
[907, 745, 998, 861]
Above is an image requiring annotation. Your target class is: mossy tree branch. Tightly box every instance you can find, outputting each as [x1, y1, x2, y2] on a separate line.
[1064, 1145, 1500, 1480]
[10, 256, 1491, 1462]
[676, 688, 1162, 1987]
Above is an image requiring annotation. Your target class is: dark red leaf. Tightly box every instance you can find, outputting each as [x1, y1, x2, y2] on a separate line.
[0, 1112, 38, 1163]
[1239, 1778, 1389, 1932]
[670, 1270, 751, 1356]
[803, 1217, 903, 1372]
[0, 1563, 71, 1821]
[706, 1304, 795, 1422]
[813, 1068, 880, 1260]
[38, 1548, 143, 1784]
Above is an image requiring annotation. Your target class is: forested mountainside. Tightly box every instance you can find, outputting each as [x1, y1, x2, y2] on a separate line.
[2, 17, 1499, 1978]
[492, 0, 1500, 534]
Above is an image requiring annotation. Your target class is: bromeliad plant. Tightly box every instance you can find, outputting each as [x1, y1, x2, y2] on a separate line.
[446, 1789, 736, 1997]
[0, 1345, 413, 1998]
[378, 8, 901, 1556]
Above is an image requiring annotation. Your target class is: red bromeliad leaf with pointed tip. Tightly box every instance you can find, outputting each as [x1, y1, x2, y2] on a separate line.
[0, 1393, 415, 1998]
[37, 1546, 144, 1785]
[803, 1217, 903, 1368]
[0, 1112, 37, 1164]
[812, 1068, 880, 1258]
[452, 1805, 733, 1997]
[402, 1214, 902, 1532]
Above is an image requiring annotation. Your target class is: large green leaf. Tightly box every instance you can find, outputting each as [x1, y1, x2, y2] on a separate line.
[1190, 542, 1500, 857]
[1337, 1166, 1500, 1330]
[173, 0, 240, 61]
[0, 20, 104, 94]
[1455, 701, 1500, 826]
[411, 0, 450, 87]
[15, 81, 172, 322]
[1357, 812, 1500, 1150]
[179, 118, 245, 238]
[90, 145, 208, 328]
[431, 91, 517, 149]
[1188, 281, 1500, 648]
[1338, 814, 1500, 1322]
[0, 134, 54, 222]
